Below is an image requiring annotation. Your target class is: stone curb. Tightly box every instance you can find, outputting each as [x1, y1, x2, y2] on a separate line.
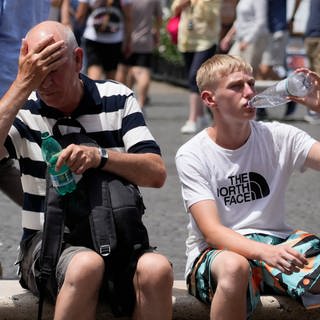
[1, 280, 319, 319]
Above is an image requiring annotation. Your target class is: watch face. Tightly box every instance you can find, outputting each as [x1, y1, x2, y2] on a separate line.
[100, 148, 108, 158]
[98, 148, 108, 169]
[99, 148, 109, 159]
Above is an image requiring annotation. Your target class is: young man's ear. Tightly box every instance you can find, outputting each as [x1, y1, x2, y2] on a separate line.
[201, 90, 216, 107]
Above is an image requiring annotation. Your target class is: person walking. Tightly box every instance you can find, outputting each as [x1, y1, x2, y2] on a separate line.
[115, 0, 163, 112]
[76, 0, 133, 80]
[171, 0, 221, 134]
[220, 0, 268, 78]
[257, 0, 297, 121]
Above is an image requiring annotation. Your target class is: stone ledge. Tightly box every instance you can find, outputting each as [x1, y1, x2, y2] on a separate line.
[1, 280, 319, 320]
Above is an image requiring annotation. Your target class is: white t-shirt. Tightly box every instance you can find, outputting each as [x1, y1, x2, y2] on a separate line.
[175, 120, 316, 278]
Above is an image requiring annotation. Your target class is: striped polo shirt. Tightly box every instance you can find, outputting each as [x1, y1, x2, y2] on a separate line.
[4, 74, 160, 237]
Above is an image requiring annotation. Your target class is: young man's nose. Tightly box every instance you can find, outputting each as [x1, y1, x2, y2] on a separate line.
[244, 83, 255, 97]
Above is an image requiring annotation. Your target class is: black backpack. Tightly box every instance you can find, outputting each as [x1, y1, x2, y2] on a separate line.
[37, 119, 150, 319]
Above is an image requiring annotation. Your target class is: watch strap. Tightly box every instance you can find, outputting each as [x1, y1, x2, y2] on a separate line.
[97, 147, 108, 169]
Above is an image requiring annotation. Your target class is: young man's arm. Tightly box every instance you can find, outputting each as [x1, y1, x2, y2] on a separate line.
[304, 142, 320, 171]
[190, 199, 308, 274]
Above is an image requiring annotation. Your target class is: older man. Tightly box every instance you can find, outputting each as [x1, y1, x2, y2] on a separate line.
[0, 21, 172, 320]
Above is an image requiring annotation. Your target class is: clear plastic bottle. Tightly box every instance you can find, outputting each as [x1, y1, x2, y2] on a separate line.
[249, 72, 312, 108]
[41, 132, 76, 195]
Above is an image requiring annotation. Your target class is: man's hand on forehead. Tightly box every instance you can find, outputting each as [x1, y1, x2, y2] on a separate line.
[16, 34, 67, 91]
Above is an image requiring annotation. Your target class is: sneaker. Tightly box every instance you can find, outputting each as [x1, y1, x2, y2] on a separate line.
[180, 120, 197, 134]
[304, 113, 320, 125]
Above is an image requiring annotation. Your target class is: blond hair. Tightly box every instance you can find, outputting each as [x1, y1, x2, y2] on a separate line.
[196, 54, 253, 92]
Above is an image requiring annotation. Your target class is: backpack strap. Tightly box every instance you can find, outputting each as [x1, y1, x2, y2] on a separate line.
[37, 118, 88, 320]
[85, 169, 117, 257]
[37, 176, 69, 320]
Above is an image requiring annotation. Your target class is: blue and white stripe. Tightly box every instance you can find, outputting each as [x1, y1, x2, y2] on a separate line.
[5, 74, 160, 233]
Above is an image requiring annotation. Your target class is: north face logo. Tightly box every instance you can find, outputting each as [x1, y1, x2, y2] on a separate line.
[217, 172, 270, 206]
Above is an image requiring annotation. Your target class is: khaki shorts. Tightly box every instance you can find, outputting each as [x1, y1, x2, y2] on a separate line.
[17, 231, 92, 300]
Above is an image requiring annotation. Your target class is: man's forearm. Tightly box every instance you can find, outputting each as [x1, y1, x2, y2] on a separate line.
[0, 81, 30, 154]
[102, 151, 166, 188]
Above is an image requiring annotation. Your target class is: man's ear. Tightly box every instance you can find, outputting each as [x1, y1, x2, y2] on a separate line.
[201, 90, 216, 107]
[74, 47, 83, 72]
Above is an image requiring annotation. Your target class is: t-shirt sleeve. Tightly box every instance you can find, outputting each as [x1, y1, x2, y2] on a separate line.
[175, 146, 215, 212]
[275, 122, 316, 172]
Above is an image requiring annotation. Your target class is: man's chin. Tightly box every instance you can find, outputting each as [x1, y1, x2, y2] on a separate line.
[39, 93, 58, 105]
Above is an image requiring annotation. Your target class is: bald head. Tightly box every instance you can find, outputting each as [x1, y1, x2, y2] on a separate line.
[21, 21, 84, 113]
[25, 21, 78, 53]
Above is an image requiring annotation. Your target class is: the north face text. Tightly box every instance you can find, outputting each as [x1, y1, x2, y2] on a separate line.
[217, 172, 270, 206]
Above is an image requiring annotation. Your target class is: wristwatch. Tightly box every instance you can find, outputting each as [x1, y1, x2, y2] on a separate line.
[97, 147, 109, 169]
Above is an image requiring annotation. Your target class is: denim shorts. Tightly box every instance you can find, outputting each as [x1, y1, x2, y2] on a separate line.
[187, 230, 320, 317]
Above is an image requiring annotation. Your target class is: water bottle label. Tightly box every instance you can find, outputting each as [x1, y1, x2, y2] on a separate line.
[51, 171, 75, 188]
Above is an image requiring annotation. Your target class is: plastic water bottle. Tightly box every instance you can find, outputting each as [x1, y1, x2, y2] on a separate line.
[41, 132, 76, 195]
[249, 72, 312, 108]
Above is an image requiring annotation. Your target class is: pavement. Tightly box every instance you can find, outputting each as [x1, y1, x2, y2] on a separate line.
[0, 80, 320, 281]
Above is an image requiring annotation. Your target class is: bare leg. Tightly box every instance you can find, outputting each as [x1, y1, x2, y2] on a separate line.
[115, 63, 130, 84]
[188, 92, 204, 123]
[131, 66, 151, 108]
[181, 92, 206, 133]
[210, 251, 250, 320]
[54, 251, 105, 320]
[87, 65, 104, 81]
[132, 252, 173, 320]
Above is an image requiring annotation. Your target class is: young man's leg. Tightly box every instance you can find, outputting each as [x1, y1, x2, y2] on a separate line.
[210, 251, 250, 320]
[187, 249, 260, 320]
[132, 252, 173, 320]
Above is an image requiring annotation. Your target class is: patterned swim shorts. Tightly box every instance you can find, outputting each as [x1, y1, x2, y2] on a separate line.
[187, 230, 320, 317]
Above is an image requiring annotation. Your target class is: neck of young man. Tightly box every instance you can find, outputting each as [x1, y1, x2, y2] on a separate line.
[207, 121, 251, 150]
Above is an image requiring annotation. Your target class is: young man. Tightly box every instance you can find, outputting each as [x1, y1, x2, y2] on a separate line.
[0, 20, 172, 320]
[175, 54, 320, 320]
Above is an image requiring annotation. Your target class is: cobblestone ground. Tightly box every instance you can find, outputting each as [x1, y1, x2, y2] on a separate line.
[1, 80, 320, 280]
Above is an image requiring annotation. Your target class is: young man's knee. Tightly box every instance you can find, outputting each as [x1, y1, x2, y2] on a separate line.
[214, 252, 250, 289]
